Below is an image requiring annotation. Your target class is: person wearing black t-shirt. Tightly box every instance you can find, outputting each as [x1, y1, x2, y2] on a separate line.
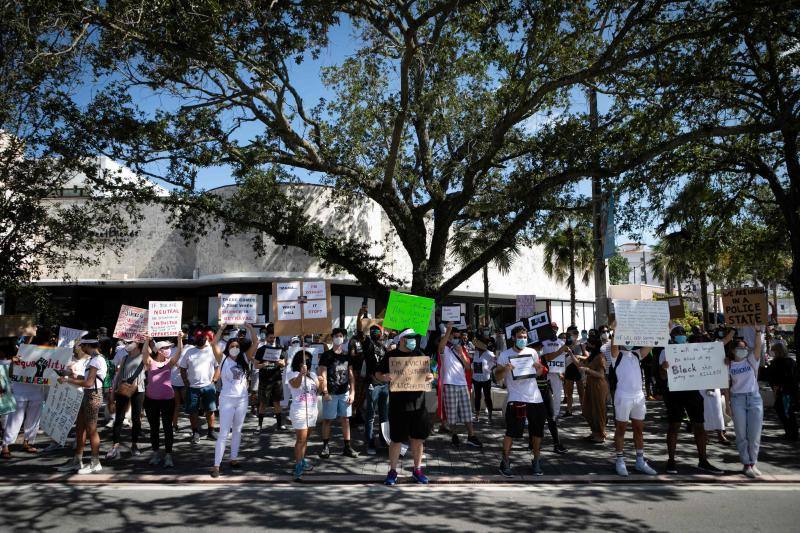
[363, 325, 389, 455]
[254, 330, 286, 431]
[318, 328, 358, 458]
[375, 328, 434, 486]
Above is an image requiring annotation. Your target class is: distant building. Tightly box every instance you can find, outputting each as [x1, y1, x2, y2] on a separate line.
[617, 242, 662, 286]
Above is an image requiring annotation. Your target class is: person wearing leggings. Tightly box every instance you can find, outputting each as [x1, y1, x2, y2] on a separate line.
[532, 341, 568, 454]
[142, 335, 184, 467]
[471, 342, 496, 422]
[107, 342, 146, 459]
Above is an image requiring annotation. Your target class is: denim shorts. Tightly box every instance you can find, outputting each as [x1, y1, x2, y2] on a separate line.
[322, 392, 352, 420]
[186, 384, 218, 414]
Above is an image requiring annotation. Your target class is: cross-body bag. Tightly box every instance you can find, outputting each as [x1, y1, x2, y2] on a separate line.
[115, 354, 144, 398]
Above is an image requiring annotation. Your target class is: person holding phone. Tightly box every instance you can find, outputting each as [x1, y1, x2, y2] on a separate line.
[288, 349, 324, 481]
[141, 334, 184, 468]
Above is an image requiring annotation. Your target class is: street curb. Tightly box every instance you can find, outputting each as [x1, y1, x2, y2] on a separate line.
[5, 473, 800, 485]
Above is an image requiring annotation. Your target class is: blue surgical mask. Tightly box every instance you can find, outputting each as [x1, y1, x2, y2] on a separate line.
[405, 339, 417, 351]
[515, 338, 527, 349]
[674, 335, 687, 344]
[622, 345, 634, 351]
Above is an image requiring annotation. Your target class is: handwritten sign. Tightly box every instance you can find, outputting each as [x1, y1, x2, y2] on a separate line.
[504, 320, 525, 341]
[113, 305, 149, 342]
[612, 300, 670, 347]
[382, 291, 435, 334]
[218, 293, 258, 324]
[147, 301, 183, 337]
[11, 345, 73, 386]
[509, 354, 537, 380]
[0, 364, 17, 416]
[668, 297, 685, 319]
[722, 287, 768, 326]
[261, 347, 282, 362]
[389, 356, 430, 392]
[441, 305, 461, 323]
[516, 295, 537, 321]
[57, 326, 88, 348]
[303, 299, 328, 320]
[41, 383, 84, 445]
[272, 280, 332, 336]
[276, 281, 301, 302]
[665, 342, 728, 391]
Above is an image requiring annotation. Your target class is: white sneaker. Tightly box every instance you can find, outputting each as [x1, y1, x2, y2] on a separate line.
[77, 461, 103, 475]
[635, 460, 657, 475]
[56, 457, 83, 473]
[743, 465, 757, 478]
[751, 464, 762, 477]
[615, 458, 629, 476]
[105, 446, 120, 460]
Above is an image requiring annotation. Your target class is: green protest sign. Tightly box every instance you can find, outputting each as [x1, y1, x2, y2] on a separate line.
[382, 291, 435, 334]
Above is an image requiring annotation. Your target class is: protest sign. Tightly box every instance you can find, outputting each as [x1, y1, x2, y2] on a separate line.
[11, 345, 73, 386]
[389, 356, 430, 392]
[261, 347, 283, 362]
[0, 315, 36, 338]
[504, 320, 525, 341]
[722, 287, 768, 326]
[664, 342, 728, 391]
[218, 294, 258, 324]
[40, 383, 84, 445]
[516, 295, 537, 321]
[441, 305, 461, 323]
[525, 312, 554, 344]
[147, 301, 183, 337]
[0, 364, 17, 416]
[509, 354, 536, 380]
[272, 280, 332, 336]
[113, 305, 149, 342]
[668, 297, 685, 319]
[612, 299, 670, 347]
[57, 326, 88, 348]
[382, 291, 435, 335]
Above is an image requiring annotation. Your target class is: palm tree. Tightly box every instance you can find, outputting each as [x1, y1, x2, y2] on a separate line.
[649, 239, 692, 297]
[540, 220, 593, 327]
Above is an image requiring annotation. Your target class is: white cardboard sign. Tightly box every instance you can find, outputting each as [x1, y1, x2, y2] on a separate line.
[218, 293, 258, 324]
[147, 301, 183, 337]
[612, 300, 670, 347]
[664, 342, 728, 391]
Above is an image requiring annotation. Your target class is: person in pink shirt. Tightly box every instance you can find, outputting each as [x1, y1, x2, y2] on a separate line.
[142, 333, 184, 468]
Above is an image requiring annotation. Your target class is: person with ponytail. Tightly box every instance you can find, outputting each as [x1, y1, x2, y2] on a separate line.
[210, 323, 258, 478]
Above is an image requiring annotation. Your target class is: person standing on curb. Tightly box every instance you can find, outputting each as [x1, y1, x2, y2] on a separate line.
[180, 326, 224, 444]
[288, 349, 323, 481]
[318, 328, 359, 459]
[141, 335, 184, 468]
[363, 324, 389, 455]
[438, 323, 482, 448]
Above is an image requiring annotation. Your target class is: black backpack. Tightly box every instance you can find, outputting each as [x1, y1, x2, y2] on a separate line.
[608, 352, 626, 395]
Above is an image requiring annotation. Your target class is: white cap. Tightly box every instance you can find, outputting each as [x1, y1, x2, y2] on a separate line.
[392, 328, 420, 345]
[154, 341, 174, 350]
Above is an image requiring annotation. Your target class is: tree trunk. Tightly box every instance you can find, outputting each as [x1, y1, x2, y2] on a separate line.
[483, 264, 490, 331]
[664, 267, 672, 294]
[568, 226, 576, 327]
[699, 270, 710, 330]
[713, 282, 718, 325]
[677, 276, 683, 298]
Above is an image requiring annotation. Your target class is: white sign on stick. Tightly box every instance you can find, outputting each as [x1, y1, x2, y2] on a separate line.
[57, 326, 88, 348]
[218, 293, 258, 324]
[276, 281, 301, 302]
[612, 300, 670, 347]
[664, 342, 728, 391]
[442, 306, 461, 323]
[41, 383, 83, 445]
[148, 301, 183, 337]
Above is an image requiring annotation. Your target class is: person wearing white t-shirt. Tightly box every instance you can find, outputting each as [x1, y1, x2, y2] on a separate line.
[471, 340, 496, 423]
[610, 338, 657, 477]
[726, 326, 765, 478]
[438, 323, 482, 449]
[210, 324, 258, 478]
[495, 326, 547, 477]
[288, 349, 325, 481]
[180, 326, 223, 444]
[539, 325, 569, 419]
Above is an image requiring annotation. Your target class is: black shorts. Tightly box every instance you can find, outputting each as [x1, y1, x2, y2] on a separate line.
[258, 373, 283, 405]
[388, 407, 431, 442]
[505, 401, 546, 439]
[664, 390, 704, 424]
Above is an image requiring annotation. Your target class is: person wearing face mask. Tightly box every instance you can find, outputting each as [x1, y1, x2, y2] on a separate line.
[539, 322, 570, 420]
[288, 349, 324, 481]
[254, 328, 286, 432]
[56, 335, 108, 474]
[767, 340, 798, 441]
[726, 326, 766, 478]
[496, 326, 548, 477]
[375, 328, 435, 485]
[437, 323, 482, 449]
[318, 328, 359, 459]
[471, 337, 496, 423]
[363, 324, 389, 455]
[348, 332, 367, 425]
[579, 329, 609, 443]
[563, 326, 587, 417]
[180, 326, 224, 444]
[210, 324, 258, 478]
[658, 325, 727, 475]
[106, 340, 146, 460]
[141, 335, 184, 468]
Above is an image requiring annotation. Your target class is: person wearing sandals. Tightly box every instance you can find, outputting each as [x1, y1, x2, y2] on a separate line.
[106, 341, 146, 460]
[211, 324, 259, 478]
[56, 335, 107, 474]
[142, 334, 185, 468]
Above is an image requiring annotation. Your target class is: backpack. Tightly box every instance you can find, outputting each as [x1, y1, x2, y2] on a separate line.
[608, 352, 626, 395]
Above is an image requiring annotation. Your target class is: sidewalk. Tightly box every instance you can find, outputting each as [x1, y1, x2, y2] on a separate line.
[3, 393, 799, 484]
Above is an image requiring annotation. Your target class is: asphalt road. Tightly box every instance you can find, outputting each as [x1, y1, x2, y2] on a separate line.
[2, 482, 798, 532]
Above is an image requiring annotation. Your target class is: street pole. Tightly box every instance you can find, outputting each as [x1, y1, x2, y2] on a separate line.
[589, 87, 609, 326]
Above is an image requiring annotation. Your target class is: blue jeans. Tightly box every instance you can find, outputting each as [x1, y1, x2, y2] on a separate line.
[364, 383, 389, 446]
[731, 392, 763, 466]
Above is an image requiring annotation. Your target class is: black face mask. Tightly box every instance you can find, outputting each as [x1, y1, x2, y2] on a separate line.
[370, 332, 381, 341]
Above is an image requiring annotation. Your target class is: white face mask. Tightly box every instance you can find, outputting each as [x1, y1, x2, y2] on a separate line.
[734, 348, 748, 360]
[229, 347, 240, 357]
[333, 336, 344, 346]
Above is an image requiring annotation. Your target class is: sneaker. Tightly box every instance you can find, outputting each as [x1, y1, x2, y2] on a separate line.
[130, 445, 143, 457]
[532, 459, 544, 476]
[43, 442, 63, 453]
[466, 435, 483, 449]
[751, 464, 762, 477]
[207, 431, 219, 441]
[77, 461, 102, 475]
[302, 458, 314, 471]
[615, 458, 629, 477]
[105, 446, 120, 460]
[367, 446, 377, 456]
[148, 451, 162, 466]
[57, 457, 83, 473]
[293, 462, 303, 481]
[211, 467, 220, 479]
[472, 414, 479, 423]
[412, 468, 429, 484]
[190, 432, 201, 445]
[498, 458, 513, 477]
[230, 460, 242, 469]
[163, 454, 174, 468]
[343, 447, 360, 458]
[553, 444, 568, 455]
[319, 444, 331, 458]
[743, 465, 757, 478]
[562, 410, 573, 418]
[635, 459, 657, 475]
[698, 459, 724, 475]
[384, 468, 398, 486]
[451, 434, 460, 448]
[277, 424, 287, 431]
[665, 459, 678, 474]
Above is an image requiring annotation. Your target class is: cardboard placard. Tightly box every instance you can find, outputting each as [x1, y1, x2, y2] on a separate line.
[668, 297, 685, 319]
[612, 299, 670, 347]
[113, 305, 149, 342]
[11, 345, 73, 386]
[272, 280, 332, 337]
[41, 383, 84, 445]
[382, 291, 435, 335]
[516, 295, 537, 321]
[504, 320, 525, 340]
[722, 287, 768, 326]
[441, 305, 461, 323]
[0, 315, 36, 338]
[664, 342, 728, 391]
[57, 326, 88, 348]
[218, 293, 258, 324]
[389, 356, 430, 392]
[147, 301, 183, 337]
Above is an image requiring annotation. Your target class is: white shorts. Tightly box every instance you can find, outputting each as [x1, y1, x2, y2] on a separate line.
[614, 394, 646, 422]
[289, 405, 318, 430]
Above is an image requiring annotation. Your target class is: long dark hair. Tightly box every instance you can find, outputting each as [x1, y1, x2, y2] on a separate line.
[223, 338, 251, 378]
[291, 350, 314, 372]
